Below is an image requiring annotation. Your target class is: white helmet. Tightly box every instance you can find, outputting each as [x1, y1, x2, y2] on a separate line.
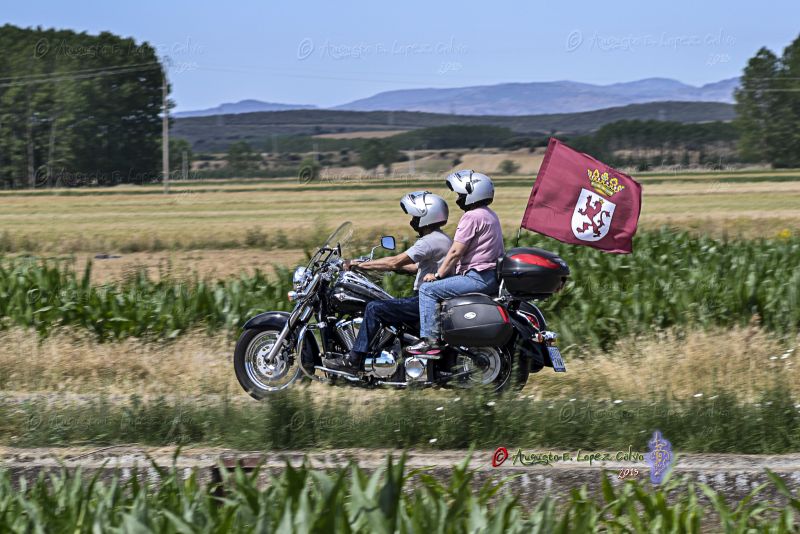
[400, 191, 449, 232]
[445, 169, 494, 210]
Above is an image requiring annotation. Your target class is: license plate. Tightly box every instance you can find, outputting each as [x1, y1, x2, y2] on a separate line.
[547, 346, 566, 372]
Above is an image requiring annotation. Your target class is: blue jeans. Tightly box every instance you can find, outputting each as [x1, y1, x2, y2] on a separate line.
[418, 269, 499, 339]
[352, 296, 420, 356]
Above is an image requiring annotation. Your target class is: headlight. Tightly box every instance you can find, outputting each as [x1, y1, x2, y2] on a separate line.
[292, 266, 310, 289]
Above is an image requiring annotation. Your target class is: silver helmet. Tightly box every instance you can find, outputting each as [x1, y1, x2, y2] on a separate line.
[400, 191, 449, 232]
[445, 169, 495, 210]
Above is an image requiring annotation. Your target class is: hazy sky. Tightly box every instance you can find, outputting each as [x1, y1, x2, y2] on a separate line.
[4, 1, 798, 112]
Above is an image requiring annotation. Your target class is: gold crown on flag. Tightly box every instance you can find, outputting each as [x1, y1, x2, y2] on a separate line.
[587, 169, 626, 197]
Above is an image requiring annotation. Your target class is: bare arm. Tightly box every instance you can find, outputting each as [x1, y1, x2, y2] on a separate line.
[354, 252, 414, 272]
[397, 263, 418, 274]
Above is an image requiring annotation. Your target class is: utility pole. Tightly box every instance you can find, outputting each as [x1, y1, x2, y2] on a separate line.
[162, 71, 170, 193]
[182, 150, 188, 180]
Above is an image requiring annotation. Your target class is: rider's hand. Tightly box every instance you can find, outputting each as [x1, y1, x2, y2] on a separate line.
[344, 259, 363, 271]
[423, 273, 437, 283]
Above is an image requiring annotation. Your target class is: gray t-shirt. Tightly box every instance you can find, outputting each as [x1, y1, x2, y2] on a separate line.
[405, 230, 453, 290]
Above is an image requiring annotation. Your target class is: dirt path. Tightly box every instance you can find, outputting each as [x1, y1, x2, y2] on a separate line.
[3, 447, 800, 503]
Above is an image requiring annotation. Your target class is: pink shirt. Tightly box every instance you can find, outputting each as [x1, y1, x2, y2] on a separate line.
[453, 207, 505, 274]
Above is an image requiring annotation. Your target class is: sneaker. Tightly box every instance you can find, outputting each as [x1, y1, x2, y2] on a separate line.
[406, 339, 442, 355]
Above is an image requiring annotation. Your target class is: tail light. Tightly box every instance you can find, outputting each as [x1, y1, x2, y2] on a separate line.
[519, 311, 540, 329]
[496, 305, 509, 323]
[509, 253, 560, 269]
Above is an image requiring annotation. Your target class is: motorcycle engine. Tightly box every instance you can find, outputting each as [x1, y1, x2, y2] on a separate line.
[335, 318, 361, 350]
[364, 350, 399, 378]
[335, 318, 398, 378]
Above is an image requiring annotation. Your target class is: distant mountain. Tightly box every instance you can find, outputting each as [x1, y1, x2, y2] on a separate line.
[334, 77, 740, 116]
[174, 99, 317, 118]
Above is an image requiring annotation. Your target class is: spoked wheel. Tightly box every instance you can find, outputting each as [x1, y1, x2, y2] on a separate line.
[453, 346, 512, 392]
[234, 328, 301, 399]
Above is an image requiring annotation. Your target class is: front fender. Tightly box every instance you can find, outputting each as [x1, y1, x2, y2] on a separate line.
[242, 310, 320, 363]
[243, 310, 290, 330]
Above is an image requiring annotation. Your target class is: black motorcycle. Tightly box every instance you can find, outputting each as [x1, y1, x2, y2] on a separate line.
[233, 222, 570, 399]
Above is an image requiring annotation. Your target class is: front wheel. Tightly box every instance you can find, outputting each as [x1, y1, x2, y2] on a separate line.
[234, 328, 301, 399]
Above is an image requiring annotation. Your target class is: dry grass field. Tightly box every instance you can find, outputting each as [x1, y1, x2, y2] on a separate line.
[0, 326, 794, 403]
[312, 129, 410, 139]
[1, 171, 798, 270]
[73, 248, 308, 284]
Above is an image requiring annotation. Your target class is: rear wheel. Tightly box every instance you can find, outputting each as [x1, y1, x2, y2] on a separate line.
[508, 354, 530, 391]
[453, 347, 513, 392]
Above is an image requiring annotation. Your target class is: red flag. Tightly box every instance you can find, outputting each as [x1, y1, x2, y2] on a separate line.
[521, 138, 642, 254]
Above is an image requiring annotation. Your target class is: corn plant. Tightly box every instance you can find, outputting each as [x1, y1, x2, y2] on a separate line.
[0, 455, 799, 532]
[0, 228, 798, 346]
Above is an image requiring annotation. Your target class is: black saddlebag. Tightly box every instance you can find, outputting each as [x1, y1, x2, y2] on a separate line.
[440, 293, 513, 347]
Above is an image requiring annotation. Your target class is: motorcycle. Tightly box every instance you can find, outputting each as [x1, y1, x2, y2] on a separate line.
[233, 222, 570, 399]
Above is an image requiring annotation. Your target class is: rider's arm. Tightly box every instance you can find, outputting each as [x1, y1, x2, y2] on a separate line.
[397, 263, 418, 274]
[433, 241, 467, 278]
[356, 252, 414, 272]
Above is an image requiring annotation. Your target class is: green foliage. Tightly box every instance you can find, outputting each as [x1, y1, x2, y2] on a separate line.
[225, 141, 260, 172]
[499, 159, 520, 175]
[0, 259, 293, 341]
[0, 24, 165, 189]
[0, 228, 798, 346]
[387, 125, 516, 150]
[736, 34, 800, 167]
[520, 228, 800, 349]
[359, 139, 399, 172]
[0, 456, 798, 532]
[567, 119, 739, 167]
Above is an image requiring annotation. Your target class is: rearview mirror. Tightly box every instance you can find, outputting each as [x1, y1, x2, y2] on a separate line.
[381, 236, 396, 250]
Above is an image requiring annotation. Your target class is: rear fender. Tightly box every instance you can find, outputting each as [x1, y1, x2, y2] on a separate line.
[507, 312, 546, 371]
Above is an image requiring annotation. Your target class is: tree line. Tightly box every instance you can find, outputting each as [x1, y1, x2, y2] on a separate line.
[566, 120, 739, 170]
[0, 25, 165, 189]
[735, 33, 800, 167]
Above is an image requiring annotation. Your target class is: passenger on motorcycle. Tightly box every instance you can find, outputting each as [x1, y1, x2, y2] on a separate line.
[408, 170, 504, 355]
[326, 191, 452, 373]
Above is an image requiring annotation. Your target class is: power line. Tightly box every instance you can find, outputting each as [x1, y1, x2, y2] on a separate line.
[0, 62, 161, 83]
[0, 63, 162, 89]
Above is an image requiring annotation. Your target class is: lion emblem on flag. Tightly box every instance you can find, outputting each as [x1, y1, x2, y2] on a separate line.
[571, 188, 616, 241]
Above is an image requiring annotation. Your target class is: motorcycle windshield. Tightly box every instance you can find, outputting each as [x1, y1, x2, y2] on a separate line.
[321, 221, 353, 252]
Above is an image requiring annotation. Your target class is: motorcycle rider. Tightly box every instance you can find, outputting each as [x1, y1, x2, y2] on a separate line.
[326, 191, 452, 373]
[408, 170, 504, 355]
